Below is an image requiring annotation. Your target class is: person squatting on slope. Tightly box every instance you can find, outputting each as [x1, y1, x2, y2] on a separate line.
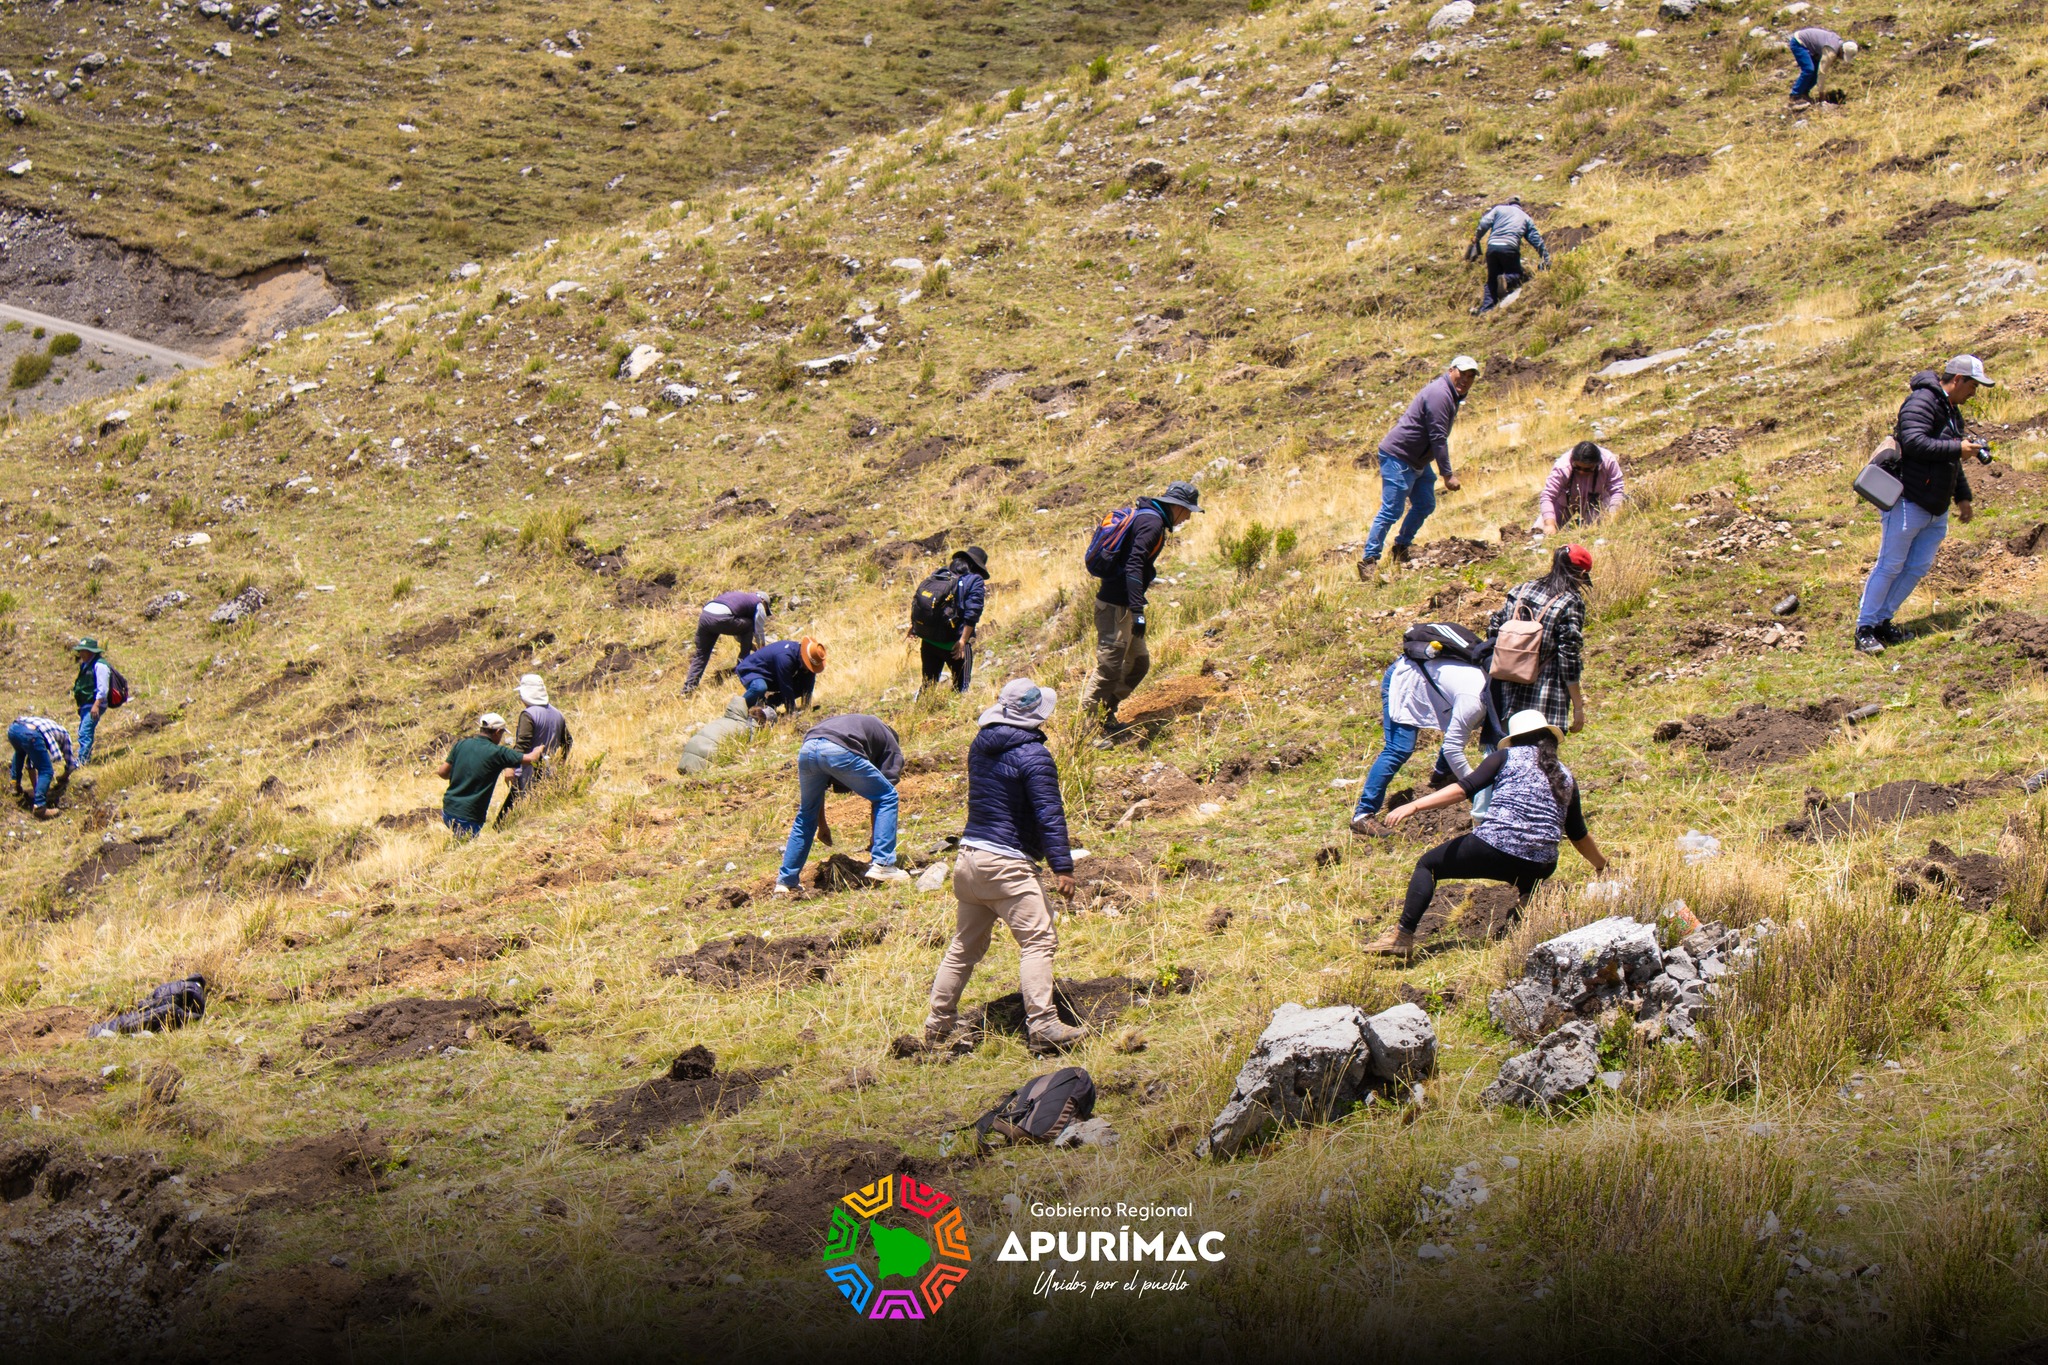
[1537, 442, 1626, 534]
[1789, 27, 1856, 105]
[924, 680, 1088, 1055]
[9, 714, 76, 818]
[1364, 710, 1610, 957]
[1856, 355, 1990, 656]
[1350, 626, 1497, 840]
[1488, 545, 1592, 735]
[683, 589, 772, 694]
[439, 713, 545, 838]
[1359, 358, 1478, 575]
[1468, 197, 1549, 315]
[911, 546, 989, 695]
[71, 638, 120, 764]
[736, 637, 824, 718]
[496, 673, 572, 824]
[1081, 482, 1202, 732]
[776, 712, 911, 892]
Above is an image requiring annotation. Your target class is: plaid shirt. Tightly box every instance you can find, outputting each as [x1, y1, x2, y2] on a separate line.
[13, 716, 77, 769]
[1486, 582, 1586, 729]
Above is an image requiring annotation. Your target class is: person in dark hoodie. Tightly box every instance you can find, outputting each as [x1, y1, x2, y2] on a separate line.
[923, 679, 1088, 1054]
[1082, 481, 1202, 731]
[1856, 356, 1988, 655]
[775, 712, 911, 892]
[735, 637, 824, 716]
[683, 589, 771, 694]
[911, 546, 988, 695]
[1359, 358, 1476, 575]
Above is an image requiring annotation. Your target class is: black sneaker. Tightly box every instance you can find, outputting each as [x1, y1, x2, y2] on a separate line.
[1389, 544, 1413, 565]
[1874, 620, 1909, 646]
[1854, 627, 1885, 656]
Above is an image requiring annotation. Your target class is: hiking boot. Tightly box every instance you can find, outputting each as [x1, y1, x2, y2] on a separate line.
[1350, 814, 1392, 840]
[1874, 620, 1909, 646]
[1355, 559, 1374, 582]
[1361, 927, 1418, 959]
[1854, 627, 1886, 656]
[1028, 1020, 1089, 1055]
[923, 1018, 971, 1050]
[31, 807, 54, 821]
[1389, 543, 1413, 565]
[864, 863, 912, 884]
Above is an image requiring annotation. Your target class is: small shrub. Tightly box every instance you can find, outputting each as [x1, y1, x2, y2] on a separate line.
[1088, 54, 1111, 84]
[1274, 527, 1298, 557]
[10, 353, 52, 389]
[1219, 522, 1275, 577]
[165, 494, 201, 530]
[767, 344, 799, 392]
[391, 576, 414, 600]
[47, 333, 82, 358]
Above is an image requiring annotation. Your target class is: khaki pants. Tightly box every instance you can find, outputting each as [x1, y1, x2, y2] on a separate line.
[925, 847, 1059, 1034]
[1080, 600, 1150, 717]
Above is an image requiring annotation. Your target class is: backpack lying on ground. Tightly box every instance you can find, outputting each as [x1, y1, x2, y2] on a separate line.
[973, 1066, 1096, 1146]
[88, 975, 207, 1038]
[909, 568, 965, 637]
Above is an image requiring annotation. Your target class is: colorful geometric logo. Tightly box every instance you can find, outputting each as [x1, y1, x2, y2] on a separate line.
[822, 1173, 971, 1319]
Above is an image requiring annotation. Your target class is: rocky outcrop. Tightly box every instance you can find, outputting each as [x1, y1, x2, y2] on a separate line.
[1199, 1002, 1436, 1159]
[1483, 1020, 1601, 1109]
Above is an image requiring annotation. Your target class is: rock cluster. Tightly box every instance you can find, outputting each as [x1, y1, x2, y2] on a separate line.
[142, 590, 191, 620]
[1199, 1001, 1435, 1159]
[208, 586, 266, 625]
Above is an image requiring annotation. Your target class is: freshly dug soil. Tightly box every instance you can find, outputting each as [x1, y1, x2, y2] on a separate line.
[1408, 536, 1499, 569]
[1784, 778, 2015, 839]
[1384, 786, 1474, 843]
[1642, 425, 1742, 469]
[1651, 698, 1854, 771]
[385, 613, 478, 656]
[1412, 882, 1525, 943]
[205, 1129, 391, 1209]
[616, 572, 678, 608]
[301, 997, 549, 1066]
[0, 1006, 95, 1056]
[745, 1139, 951, 1258]
[1893, 840, 2006, 911]
[965, 971, 1200, 1039]
[57, 840, 149, 897]
[655, 925, 888, 987]
[323, 935, 511, 994]
[1973, 611, 2048, 665]
[572, 1046, 785, 1150]
[1102, 762, 1211, 821]
[1208, 743, 1317, 785]
[1118, 674, 1222, 725]
[201, 1264, 425, 1360]
[0, 1069, 105, 1116]
[1886, 199, 1998, 244]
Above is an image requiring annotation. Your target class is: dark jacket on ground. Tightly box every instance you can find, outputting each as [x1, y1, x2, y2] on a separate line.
[962, 723, 1074, 874]
[1894, 370, 1974, 516]
[1378, 373, 1463, 477]
[735, 639, 816, 709]
[804, 713, 904, 783]
[1092, 500, 1169, 618]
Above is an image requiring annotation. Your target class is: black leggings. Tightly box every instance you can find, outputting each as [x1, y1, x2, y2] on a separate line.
[1483, 247, 1524, 310]
[1402, 832, 1554, 934]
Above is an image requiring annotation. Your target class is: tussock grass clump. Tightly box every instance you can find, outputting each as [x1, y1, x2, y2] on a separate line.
[46, 332, 82, 357]
[9, 353, 51, 389]
[520, 504, 587, 555]
[1996, 805, 2048, 938]
[1886, 1197, 2041, 1350]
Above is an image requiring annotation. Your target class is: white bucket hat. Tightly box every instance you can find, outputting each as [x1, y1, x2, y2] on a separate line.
[478, 712, 507, 733]
[1506, 709, 1563, 743]
[517, 673, 550, 707]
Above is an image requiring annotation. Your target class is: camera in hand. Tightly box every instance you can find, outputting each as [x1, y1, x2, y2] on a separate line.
[1975, 442, 1994, 465]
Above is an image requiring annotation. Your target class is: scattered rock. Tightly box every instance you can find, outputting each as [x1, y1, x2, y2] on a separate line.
[1641, 425, 1741, 469]
[1428, 0, 1475, 28]
[301, 997, 548, 1066]
[618, 344, 664, 380]
[1489, 916, 1662, 1042]
[208, 586, 267, 625]
[1482, 1019, 1603, 1109]
[654, 925, 888, 987]
[1659, 0, 1699, 17]
[141, 590, 192, 620]
[571, 1046, 785, 1150]
[1200, 1000, 1435, 1159]
[1126, 158, 1173, 195]
[1053, 1117, 1119, 1149]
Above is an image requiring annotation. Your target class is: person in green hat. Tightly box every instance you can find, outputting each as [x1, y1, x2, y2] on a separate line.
[71, 639, 115, 764]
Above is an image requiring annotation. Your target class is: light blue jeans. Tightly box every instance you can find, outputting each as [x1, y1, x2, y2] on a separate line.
[778, 738, 899, 888]
[1857, 499, 1948, 629]
[1361, 453, 1438, 563]
[77, 706, 101, 764]
[1355, 665, 1418, 819]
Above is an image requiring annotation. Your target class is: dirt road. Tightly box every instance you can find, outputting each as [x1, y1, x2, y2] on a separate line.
[0, 301, 212, 370]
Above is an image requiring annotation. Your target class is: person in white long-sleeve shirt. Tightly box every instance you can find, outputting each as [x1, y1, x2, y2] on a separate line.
[1350, 649, 1499, 837]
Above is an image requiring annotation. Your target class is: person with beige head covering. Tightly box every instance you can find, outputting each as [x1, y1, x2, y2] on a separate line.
[498, 673, 572, 823]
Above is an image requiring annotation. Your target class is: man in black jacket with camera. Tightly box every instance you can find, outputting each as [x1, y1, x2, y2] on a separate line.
[1855, 355, 1990, 655]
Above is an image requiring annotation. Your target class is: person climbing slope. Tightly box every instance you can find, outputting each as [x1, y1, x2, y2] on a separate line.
[1359, 358, 1477, 576]
[1789, 27, 1856, 106]
[497, 673, 572, 823]
[438, 713, 545, 838]
[775, 712, 911, 892]
[1081, 482, 1202, 732]
[1365, 710, 1609, 958]
[736, 637, 824, 717]
[1350, 624, 1496, 839]
[1487, 545, 1591, 735]
[683, 589, 772, 694]
[911, 546, 988, 696]
[8, 714, 76, 819]
[71, 638, 124, 764]
[1468, 197, 1549, 315]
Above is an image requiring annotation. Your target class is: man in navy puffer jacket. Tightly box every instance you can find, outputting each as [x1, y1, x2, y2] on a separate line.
[923, 679, 1088, 1054]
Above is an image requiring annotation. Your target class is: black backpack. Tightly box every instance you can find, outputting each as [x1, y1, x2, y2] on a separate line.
[105, 665, 130, 709]
[909, 569, 965, 637]
[1402, 622, 1489, 667]
[973, 1067, 1095, 1146]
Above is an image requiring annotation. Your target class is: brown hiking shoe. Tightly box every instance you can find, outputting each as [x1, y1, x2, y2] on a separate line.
[1027, 1020, 1089, 1055]
[1350, 814, 1392, 840]
[1361, 927, 1418, 959]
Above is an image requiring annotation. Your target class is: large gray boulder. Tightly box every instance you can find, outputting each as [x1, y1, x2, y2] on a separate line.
[1362, 1002, 1437, 1082]
[1428, 1, 1476, 29]
[1524, 915, 1663, 1009]
[1483, 1020, 1601, 1109]
[208, 586, 266, 625]
[1199, 1003, 1371, 1160]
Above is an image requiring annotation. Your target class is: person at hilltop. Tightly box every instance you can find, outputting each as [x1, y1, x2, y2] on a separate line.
[1365, 710, 1609, 958]
[1350, 628, 1497, 840]
[71, 638, 120, 764]
[1487, 545, 1591, 735]
[1789, 27, 1857, 106]
[9, 714, 76, 820]
[736, 637, 824, 717]
[911, 546, 989, 696]
[1468, 197, 1549, 316]
[1538, 442, 1626, 534]
[437, 713, 545, 838]
[496, 673, 572, 824]
[923, 679, 1088, 1055]
[775, 712, 911, 893]
[682, 589, 772, 695]
[1359, 358, 1477, 577]
[1856, 355, 1989, 656]
[1081, 482, 1202, 733]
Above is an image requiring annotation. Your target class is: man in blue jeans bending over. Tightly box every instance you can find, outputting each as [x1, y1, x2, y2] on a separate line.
[1359, 357, 1476, 577]
[9, 714, 77, 819]
[1350, 647, 1495, 839]
[776, 712, 913, 892]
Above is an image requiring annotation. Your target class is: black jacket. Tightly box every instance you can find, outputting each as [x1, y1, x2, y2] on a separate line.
[1093, 500, 1169, 618]
[1894, 370, 1974, 516]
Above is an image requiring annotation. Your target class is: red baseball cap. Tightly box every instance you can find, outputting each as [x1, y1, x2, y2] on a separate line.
[1565, 544, 1594, 572]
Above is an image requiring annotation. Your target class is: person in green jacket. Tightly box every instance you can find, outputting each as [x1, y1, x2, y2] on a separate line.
[437, 713, 544, 838]
[72, 639, 114, 764]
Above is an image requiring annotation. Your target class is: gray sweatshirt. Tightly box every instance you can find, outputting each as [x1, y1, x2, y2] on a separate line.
[1474, 203, 1549, 259]
[1377, 373, 1464, 476]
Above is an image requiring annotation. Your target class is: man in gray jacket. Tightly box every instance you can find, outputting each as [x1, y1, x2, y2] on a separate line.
[1359, 358, 1477, 575]
[1470, 197, 1549, 314]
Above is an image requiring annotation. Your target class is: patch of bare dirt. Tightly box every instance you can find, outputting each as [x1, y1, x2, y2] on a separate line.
[1118, 674, 1222, 725]
[577, 641, 641, 688]
[0, 1007, 95, 1057]
[1384, 786, 1473, 843]
[1651, 699, 1854, 771]
[1814, 137, 1865, 159]
[964, 971, 1200, 1041]
[201, 1264, 425, 1360]
[1643, 425, 1742, 470]
[0, 1069, 105, 1116]
[847, 413, 891, 441]
[205, 1129, 392, 1210]
[616, 571, 677, 608]
[1973, 311, 2048, 356]
[373, 808, 440, 832]
[1632, 152, 1709, 179]
[2006, 524, 2048, 558]
[1411, 882, 1525, 944]
[745, 1139, 954, 1258]
[1783, 777, 2017, 840]
[385, 612, 483, 657]
[1885, 199, 1998, 244]
[322, 935, 512, 995]
[1101, 761, 1212, 822]
[655, 925, 888, 987]
[1653, 227, 1725, 250]
[1547, 222, 1606, 252]
[301, 997, 548, 1066]
[1973, 611, 2048, 665]
[706, 489, 774, 521]
[1893, 840, 2006, 911]
[1409, 536, 1500, 569]
[431, 643, 534, 692]
[892, 434, 961, 475]
[1207, 743, 1318, 786]
[57, 839, 150, 897]
[571, 1046, 786, 1150]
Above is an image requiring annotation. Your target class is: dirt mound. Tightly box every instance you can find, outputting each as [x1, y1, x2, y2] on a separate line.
[1118, 674, 1221, 725]
[1207, 743, 1317, 785]
[1632, 151, 1709, 179]
[432, 643, 532, 692]
[1974, 611, 2048, 664]
[1384, 785, 1473, 843]
[578, 641, 641, 687]
[206, 1129, 392, 1209]
[324, 935, 512, 994]
[0, 1069, 105, 1116]
[965, 971, 1199, 1040]
[891, 434, 961, 474]
[655, 925, 888, 987]
[1102, 762, 1211, 822]
[373, 808, 441, 832]
[203, 1264, 425, 1360]
[1783, 778, 2016, 840]
[1893, 840, 2006, 911]
[0, 1006, 95, 1056]
[301, 997, 548, 1066]
[745, 1139, 952, 1258]
[1651, 699, 1854, 771]
[571, 1046, 785, 1150]
[1411, 882, 1524, 944]
[57, 840, 150, 897]
[616, 571, 678, 608]
[1643, 425, 1741, 470]
[385, 612, 480, 656]
[1546, 222, 1605, 252]
[1409, 536, 1499, 569]
[1886, 199, 1998, 244]
[2006, 524, 2048, 557]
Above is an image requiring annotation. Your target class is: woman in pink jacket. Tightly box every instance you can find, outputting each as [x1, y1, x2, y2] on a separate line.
[1538, 442, 1625, 533]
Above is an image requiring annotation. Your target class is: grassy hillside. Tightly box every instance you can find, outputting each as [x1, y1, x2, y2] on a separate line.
[0, 0, 1238, 296]
[3, 0, 2048, 1356]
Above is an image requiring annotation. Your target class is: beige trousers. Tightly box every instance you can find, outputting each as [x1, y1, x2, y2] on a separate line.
[1079, 600, 1150, 717]
[925, 846, 1059, 1033]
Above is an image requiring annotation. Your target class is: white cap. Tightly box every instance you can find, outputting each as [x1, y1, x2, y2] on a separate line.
[1450, 354, 1481, 375]
[478, 712, 507, 732]
[1840, 39, 1858, 57]
[1944, 354, 1994, 387]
